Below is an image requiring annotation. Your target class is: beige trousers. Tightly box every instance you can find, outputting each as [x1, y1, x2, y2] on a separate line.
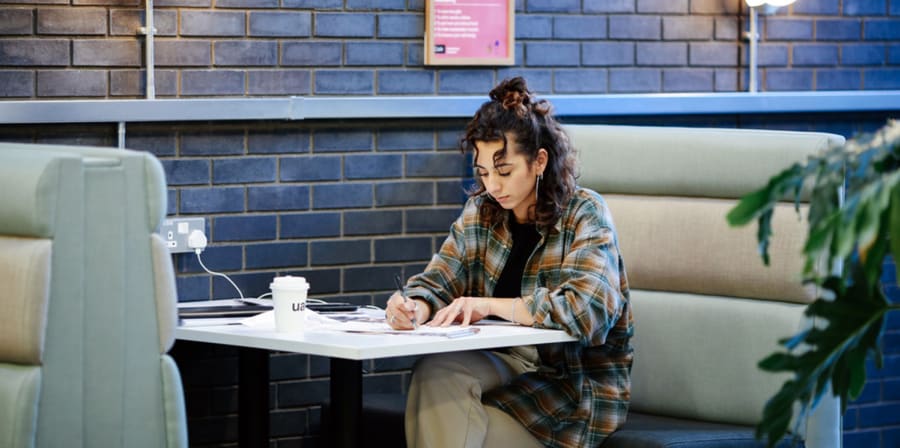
[405, 347, 544, 448]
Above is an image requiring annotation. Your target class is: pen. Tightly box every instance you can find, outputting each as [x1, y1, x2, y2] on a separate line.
[394, 274, 418, 329]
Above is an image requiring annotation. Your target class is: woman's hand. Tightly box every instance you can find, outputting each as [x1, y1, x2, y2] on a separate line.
[429, 297, 492, 327]
[386, 292, 429, 330]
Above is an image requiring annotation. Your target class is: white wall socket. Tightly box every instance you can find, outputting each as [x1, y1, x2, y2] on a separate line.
[159, 217, 206, 254]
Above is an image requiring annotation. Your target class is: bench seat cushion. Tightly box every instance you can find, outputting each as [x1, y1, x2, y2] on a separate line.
[602, 412, 803, 448]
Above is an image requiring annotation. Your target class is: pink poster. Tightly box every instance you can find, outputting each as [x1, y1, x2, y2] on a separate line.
[427, 0, 513, 65]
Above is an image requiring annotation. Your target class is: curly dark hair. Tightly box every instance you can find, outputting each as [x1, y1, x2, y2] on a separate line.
[461, 77, 577, 229]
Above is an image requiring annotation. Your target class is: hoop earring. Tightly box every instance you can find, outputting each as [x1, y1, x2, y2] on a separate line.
[535, 173, 542, 202]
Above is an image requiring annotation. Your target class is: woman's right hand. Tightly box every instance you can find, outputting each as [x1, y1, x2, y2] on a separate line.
[385, 293, 429, 330]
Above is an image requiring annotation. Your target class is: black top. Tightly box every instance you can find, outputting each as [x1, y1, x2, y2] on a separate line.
[493, 215, 542, 298]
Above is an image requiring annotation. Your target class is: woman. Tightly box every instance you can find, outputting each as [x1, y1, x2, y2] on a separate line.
[385, 77, 633, 448]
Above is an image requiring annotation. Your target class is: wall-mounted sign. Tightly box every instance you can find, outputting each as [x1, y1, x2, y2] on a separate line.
[425, 0, 515, 66]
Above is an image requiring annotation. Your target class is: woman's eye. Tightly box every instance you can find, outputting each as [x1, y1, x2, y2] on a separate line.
[476, 171, 487, 177]
[497, 171, 511, 176]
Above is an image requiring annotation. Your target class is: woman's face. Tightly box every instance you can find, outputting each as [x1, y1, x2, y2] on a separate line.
[474, 136, 545, 223]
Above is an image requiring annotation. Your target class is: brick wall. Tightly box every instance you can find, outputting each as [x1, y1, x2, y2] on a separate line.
[1, 0, 899, 447]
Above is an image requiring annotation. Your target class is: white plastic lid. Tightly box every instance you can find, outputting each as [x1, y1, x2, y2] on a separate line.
[270, 275, 309, 290]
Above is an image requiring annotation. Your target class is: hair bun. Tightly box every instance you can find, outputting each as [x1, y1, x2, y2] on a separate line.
[489, 77, 532, 117]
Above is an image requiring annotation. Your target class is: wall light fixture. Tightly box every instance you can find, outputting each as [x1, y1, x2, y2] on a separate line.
[744, 0, 798, 92]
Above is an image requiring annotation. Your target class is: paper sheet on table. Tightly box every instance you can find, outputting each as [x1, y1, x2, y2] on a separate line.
[320, 320, 480, 338]
[239, 307, 384, 330]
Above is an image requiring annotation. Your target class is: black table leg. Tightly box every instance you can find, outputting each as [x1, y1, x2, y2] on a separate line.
[239, 347, 269, 448]
[329, 358, 362, 448]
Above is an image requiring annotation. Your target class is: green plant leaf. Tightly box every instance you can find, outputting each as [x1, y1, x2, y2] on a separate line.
[891, 184, 900, 284]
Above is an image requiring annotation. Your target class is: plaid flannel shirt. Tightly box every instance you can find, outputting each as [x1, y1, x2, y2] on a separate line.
[405, 187, 634, 448]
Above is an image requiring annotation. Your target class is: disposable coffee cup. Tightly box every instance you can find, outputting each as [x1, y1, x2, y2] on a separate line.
[270, 276, 310, 332]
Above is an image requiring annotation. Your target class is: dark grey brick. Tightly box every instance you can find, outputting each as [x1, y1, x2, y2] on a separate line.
[863, 19, 900, 40]
[161, 159, 210, 186]
[638, 0, 687, 13]
[375, 181, 434, 206]
[314, 70, 374, 95]
[377, 70, 435, 94]
[864, 68, 900, 89]
[270, 409, 309, 438]
[405, 208, 459, 233]
[312, 184, 373, 209]
[841, 44, 885, 65]
[815, 19, 861, 41]
[249, 129, 309, 154]
[636, 42, 686, 66]
[248, 185, 310, 211]
[406, 153, 467, 177]
[690, 0, 739, 14]
[110, 9, 177, 36]
[310, 240, 370, 266]
[217, 0, 277, 7]
[715, 17, 739, 40]
[73, 40, 141, 66]
[584, 0, 634, 13]
[345, 154, 402, 179]
[437, 180, 470, 204]
[279, 378, 329, 406]
[524, 42, 580, 67]
[816, 69, 862, 90]
[554, 69, 607, 93]
[36, 130, 112, 147]
[0, 9, 33, 35]
[37, 8, 106, 35]
[37, 70, 106, 97]
[377, 129, 433, 151]
[248, 70, 311, 95]
[181, 11, 245, 37]
[663, 16, 713, 40]
[844, 0, 887, 16]
[437, 70, 495, 93]
[793, 44, 839, 66]
[516, 15, 553, 39]
[181, 130, 245, 156]
[281, 0, 341, 8]
[315, 13, 375, 38]
[377, 13, 423, 38]
[344, 210, 402, 236]
[249, 11, 311, 37]
[794, 0, 840, 15]
[215, 41, 277, 66]
[0, 70, 33, 97]
[714, 68, 738, 92]
[526, 0, 578, 13]
[347, 42, 404, 66]
[495, 69, 552, 94]
[124, 127, 177, 156]
[609, 68, 660, 93]
[246, 242, 307, 269]
[663, 69, 714, 92]
[609, 15, 660, 40]
[343, 266, 400, 292]
[213, 215, 277, 242]
[0, 39, 68, 66]
[583, 42, 634, 66]
[180, 187, 244, 214]
[764, 69, 813, 91]
[375, 237, 432, 263]
[181, 70, 244, 96]
[282, 42, 342, 66]
[213, 157, 276, 184]
[281, 212, 341, 239]
[754, 43, 788, 67]
[553, 16, 606, 40]
[110, 69, 177, 97]
[313, 129, 373, 153]
[154, 40, 211, 66]
[281, 156, 342, 181]
[72, 0, 140, 5]
[689, 42, 737, 66]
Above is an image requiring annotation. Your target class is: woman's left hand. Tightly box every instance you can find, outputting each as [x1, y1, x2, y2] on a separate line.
[429, 297, 492, 327]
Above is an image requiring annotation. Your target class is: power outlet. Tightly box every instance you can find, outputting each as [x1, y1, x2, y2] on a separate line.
[159, 217, 206, 254]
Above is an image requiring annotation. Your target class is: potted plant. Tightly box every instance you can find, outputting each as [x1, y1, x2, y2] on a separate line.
[726, 119, 900, 447]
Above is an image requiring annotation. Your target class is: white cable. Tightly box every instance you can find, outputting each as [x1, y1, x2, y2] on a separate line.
[195, 249, 244, 300]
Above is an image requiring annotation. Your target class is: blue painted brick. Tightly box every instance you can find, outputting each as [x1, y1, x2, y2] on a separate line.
[249, 11, 311, 37]
[690, 43, 737, 66]
[663, 69, 714, 92]
[167, 190, 176, 215]
[843, 430, 879, 448]
[406, 208, 459, 233]
[278, 378, 329, 406]
[525, 42, 580, 67]
[662, 16, 713, 40]
[885, 378, 900, 400]
[315, 13, 374, 38]
[377, 14, 423, 38]
[516, 16, 553, 39]
[217, 0, 278, 8]
[765, 69, 813, 91]
[437, 180, 470, 204]
[280, 156, 341, 181]
[609, 16, 660, 40]
[346, 42, 405, 66]
[310, 240, 370, 265]
[527, 0, 578, 12]
[248, 129, 309, 154]
[280, 212, 341, 239]
[793, 0, 840, 15]
[282, 42, 341, 66]
[885, 429, 900, 448]
[816, 69, 862, 90]
[844, 0, 886, 16]
[853, 380, 882, 404]
[181, 70, 244, 96]
[858, 403, 900, 427]
[584, 0, 634, 13]
[843, 408, 858, 429]
[313, 130, 373, 153]
[495, 69, 552, 94]
[374, 237, 432, 262]
[406, 153, 467, 177]
[312, 184, 373, 209]
[609, 68, 660, 93]
[347, 0, 405, 9]
[344, 266, 400, 292]
[213, 215, 277, 241]
[752, 43, 788, 67]
[636, 42, 686, 66]
[246, 242, 307, 269]
[282, 0, 341, 7]
[214, 272, 272, 299]
[407, 42, 424, 66]
[176, 275, 210, 301]
[638, 0, 687, 13]
[344, 210, 402, 235]
[689, 0, 739, 14]
[553, 16, 606, 40]
[180, 187, 244, 213]
[375, 181, 435, 206]
[815, 19, 862, 41]
[162, 159, 209, 186]
[345, 154, 403, 179]
[377, 129, 434, 151]
[437, 70, 495, 94]
[314, 70, 374, 95]
[842, 44, 886, 65]
[181, 11, 245, 37]
[715, 17, 739, 40]
[126, 130, 177, 157]
[766, 18, 813, 40]
[177, 245, 242, 273]
[793, 44, 839, 66]
[864, 68, 900, 88]
[717, 68, 740, 91]
[248, 185, 310, 211]
[553, 69, 607, 93]
[583, 42, 635, 66]
[213, 157, 276, 184]
[437, 129, 463, 150]
[214, 41, 277, 66]
[864, 19, 900, 40]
